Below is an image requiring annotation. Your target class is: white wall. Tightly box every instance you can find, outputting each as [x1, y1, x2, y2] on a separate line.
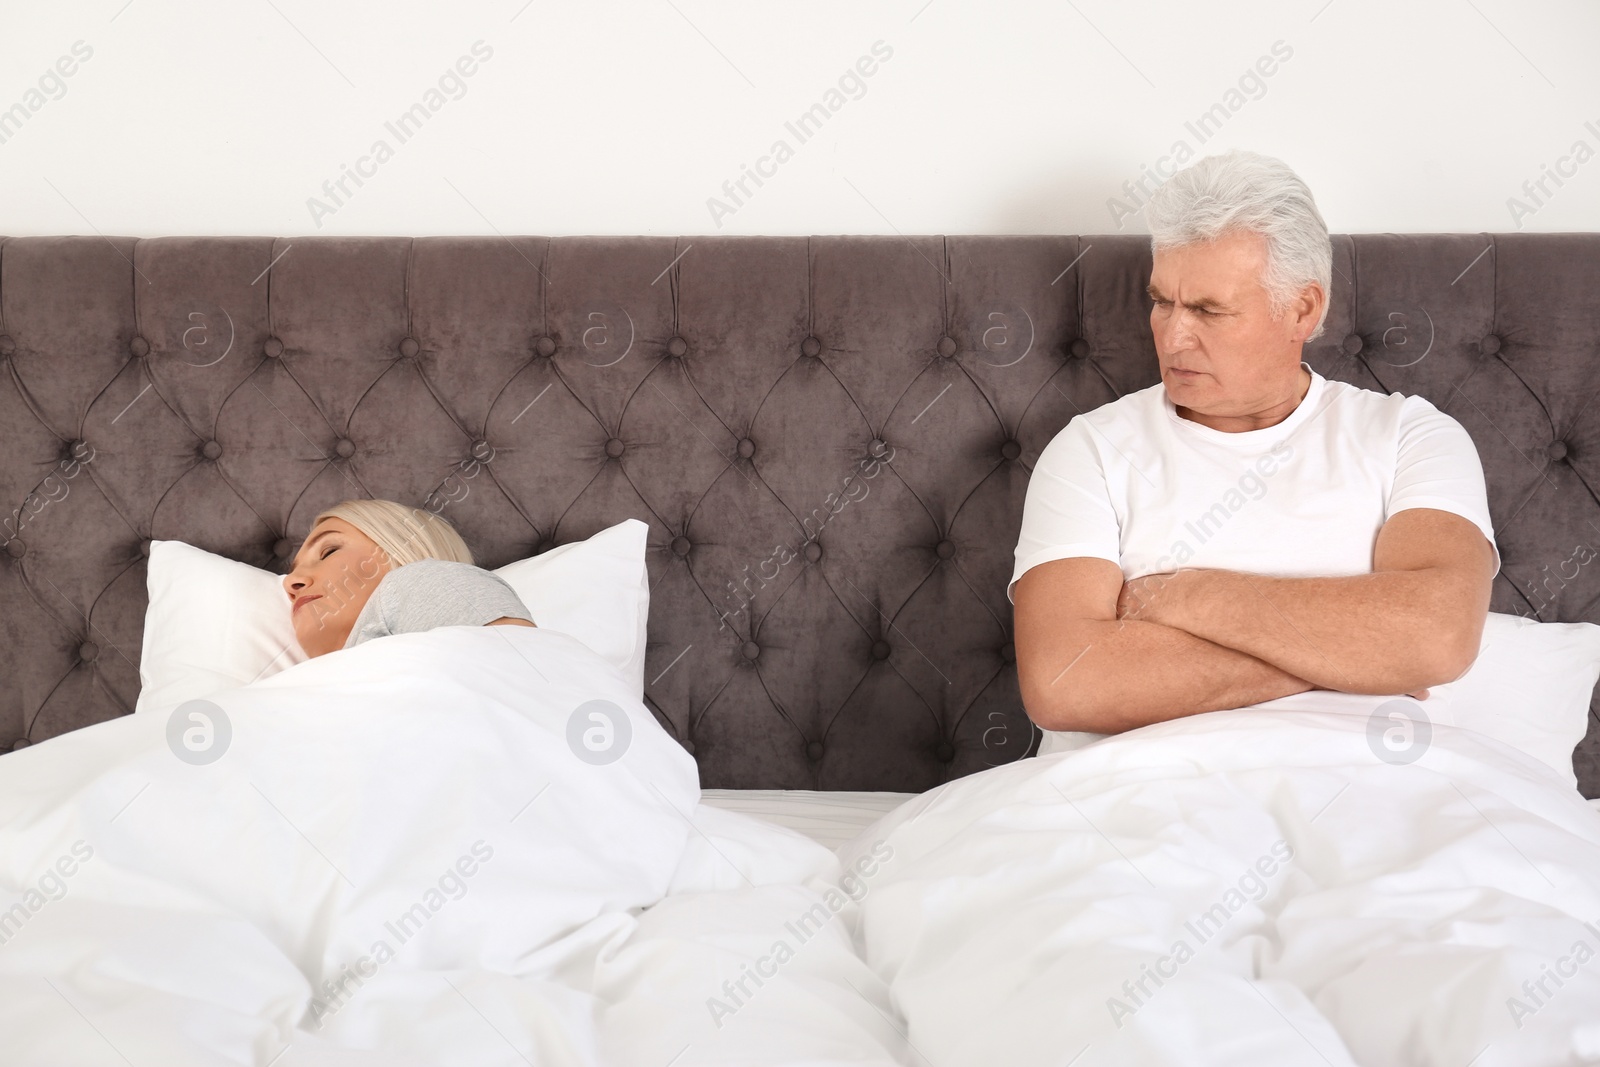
[3, 0, 1597, 238]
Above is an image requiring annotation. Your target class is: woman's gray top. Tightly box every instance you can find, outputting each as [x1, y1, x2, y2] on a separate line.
[343, 559, 535, 650]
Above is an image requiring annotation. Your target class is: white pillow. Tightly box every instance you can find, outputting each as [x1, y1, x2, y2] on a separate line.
[495, 519, 650, 697]
[1429, 611, 1600, 785]
[135, 541, 310, 716]
[1035, 725, 1105, 758]
[1034, 612, 1600, 783]
[136, 518, 651, 717]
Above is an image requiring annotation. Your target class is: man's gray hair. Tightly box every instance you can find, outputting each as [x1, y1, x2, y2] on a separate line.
[1145, 150, 1332, 341]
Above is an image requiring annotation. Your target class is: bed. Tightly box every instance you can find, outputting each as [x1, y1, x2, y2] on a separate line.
[3, 233, 1600, 1065]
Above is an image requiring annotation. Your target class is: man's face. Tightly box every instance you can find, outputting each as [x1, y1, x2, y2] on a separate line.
[1147, 230, 1319, 421]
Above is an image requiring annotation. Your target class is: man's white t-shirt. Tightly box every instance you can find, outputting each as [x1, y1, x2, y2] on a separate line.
[1010, 367, 1499, 599]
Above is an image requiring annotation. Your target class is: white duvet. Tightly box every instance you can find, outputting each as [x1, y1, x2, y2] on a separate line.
[12, 630, 1600, 1067]
[839, 693, 1600, 1067]
[0, 626, 907, 1067]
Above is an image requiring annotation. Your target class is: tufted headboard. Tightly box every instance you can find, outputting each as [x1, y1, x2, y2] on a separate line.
[2, 234, 1598, 796]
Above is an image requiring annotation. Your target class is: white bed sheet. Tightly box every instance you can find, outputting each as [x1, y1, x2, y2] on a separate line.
[699, 789, 918, 852]
[10, 627, 1600, 1066]
[699, 792, 1600, 850]
[837, 696, 1600, 1067]
[0, 627, 910, 1066]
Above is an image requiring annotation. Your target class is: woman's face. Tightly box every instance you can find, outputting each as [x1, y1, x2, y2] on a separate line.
[283, 518, 394, 657]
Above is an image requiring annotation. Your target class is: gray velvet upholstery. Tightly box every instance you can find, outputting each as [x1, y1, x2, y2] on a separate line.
[3, 234, 1598, 796]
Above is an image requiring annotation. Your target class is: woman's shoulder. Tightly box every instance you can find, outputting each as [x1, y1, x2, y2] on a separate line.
[383, 558, 500, 589]
[386, 557, 483, 579]
[379, 559, 525, 612]
[345, 557, 532, 650]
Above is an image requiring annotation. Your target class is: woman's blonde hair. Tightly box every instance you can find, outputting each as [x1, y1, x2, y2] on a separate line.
[309, 499, 473, 567]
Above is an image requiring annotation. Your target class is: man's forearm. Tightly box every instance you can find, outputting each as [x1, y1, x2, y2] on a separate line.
[1124, 568, 1479, 695]
[1023, 615, 1313, 734]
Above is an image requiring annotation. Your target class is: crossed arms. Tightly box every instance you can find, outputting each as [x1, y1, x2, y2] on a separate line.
[1013, 508, 1497, 734]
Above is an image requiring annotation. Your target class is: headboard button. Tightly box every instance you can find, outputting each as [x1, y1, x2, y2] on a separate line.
[1000, 642, 1016, 663]
[667, 337, 689, 358]
[201, 440, 222, 460]
[533, 336, 557, 358]
[273, 538, 293, 559]
[5, 539, 25, 558]
[741, 641, 760, 662]
[129, 336, 151, 358]
[139, 538, 153, 558]
[671, 536, 692, 558]
[936, 740, 955, 763]
[937, 336, 957, 358]
[11, 738, 30, 751]
[1000, 439, 1022, 461]
[935, 539, 956, 560]
[1070, 338, 1091, 359]
[334, 438, 355, 458]
[263, 337, 284, 358]
[680, 737, 696, 756]
[78, 642, 98, 663]
[1548, 440, 1569, 462]
[803, 541, 822, 563]
[1480, 334, 1503, 356]
[0, 335, 15, 356]
[604, 438, 625, 458]
[737, 437, 756, 459]
[1342, 334, 1364, 356]
[806, 740, 824, 761]
[398, 337, 420, 358]
[801, 336, 822, 357]
[871, 640, 891, 661]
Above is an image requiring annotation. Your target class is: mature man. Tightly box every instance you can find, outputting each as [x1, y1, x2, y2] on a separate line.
[1012, 150, 1499, 736]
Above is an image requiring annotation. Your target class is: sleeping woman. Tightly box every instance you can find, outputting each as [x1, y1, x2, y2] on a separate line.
[282, 499, 535, 658]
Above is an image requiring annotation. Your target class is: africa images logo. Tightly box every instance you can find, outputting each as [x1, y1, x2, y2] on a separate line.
[166, 699, 232, 766]
[1366, 698, 1431, 766]
[566, 700, 632, 766]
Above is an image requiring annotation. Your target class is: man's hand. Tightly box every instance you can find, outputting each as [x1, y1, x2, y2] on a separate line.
[1014, 558, 1318, 734]
[1117, 571, 1431, 701]
[1017, 510, 1488, 734]
[1109, 509, 1492, 697]
[1116, 572, 1181, 623]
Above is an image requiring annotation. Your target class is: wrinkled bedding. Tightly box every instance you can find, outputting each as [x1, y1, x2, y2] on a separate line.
[11, 626, 1600, 1066]
[699, 790, 918, 851]
[0, 626, 906, 1066]
[839, 694, 1600, 1067]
